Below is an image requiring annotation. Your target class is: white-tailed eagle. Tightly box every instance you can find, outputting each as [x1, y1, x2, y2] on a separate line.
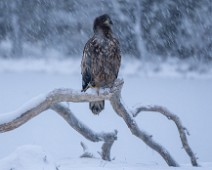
[81, 14, 121, 115]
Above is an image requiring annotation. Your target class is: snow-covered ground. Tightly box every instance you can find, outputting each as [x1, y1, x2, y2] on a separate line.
[0, 59, 212, 169]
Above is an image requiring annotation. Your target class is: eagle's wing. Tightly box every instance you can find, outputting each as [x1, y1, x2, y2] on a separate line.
[110, 37, 121, 79]
[81, 39, 93, 91]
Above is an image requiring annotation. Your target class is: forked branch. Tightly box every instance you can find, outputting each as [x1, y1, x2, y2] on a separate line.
[110, 93, 179, 167]
[0, 79, 198, 166]
[132, 105, 199, 166]
[0, 90, 119, 161]
[51, 103, 117, 161]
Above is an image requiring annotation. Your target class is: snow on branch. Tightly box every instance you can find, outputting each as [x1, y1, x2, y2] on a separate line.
[0, 79, 198, 166]
[0, 79, 123, 161]
[132, 105, 199, 166]
[0, 79, 124, 132]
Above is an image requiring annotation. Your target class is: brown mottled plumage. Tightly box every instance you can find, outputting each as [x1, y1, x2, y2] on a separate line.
[81, 14, 121, 115]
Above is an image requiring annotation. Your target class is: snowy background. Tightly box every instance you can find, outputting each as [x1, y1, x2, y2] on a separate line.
[0, 0, 211, 62]
[0, 66, 212, 170]
[0, 0, 212, 169]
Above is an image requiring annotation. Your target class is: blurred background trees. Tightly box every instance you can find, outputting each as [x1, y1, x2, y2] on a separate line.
[0, 0, 211, 63]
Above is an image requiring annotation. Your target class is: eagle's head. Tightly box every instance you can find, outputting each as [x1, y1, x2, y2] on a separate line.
[93, 14, 113, 33]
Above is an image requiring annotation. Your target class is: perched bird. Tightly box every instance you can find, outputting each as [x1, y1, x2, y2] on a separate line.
[81, 14, 121, 115]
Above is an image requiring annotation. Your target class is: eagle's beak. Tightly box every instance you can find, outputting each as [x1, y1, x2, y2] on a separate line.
[104, 19, 113, 26]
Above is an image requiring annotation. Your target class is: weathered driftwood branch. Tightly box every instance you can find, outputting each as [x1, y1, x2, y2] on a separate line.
[51, 103, 117, 161]
[132, 105, 199, 166]
[0, 79, 198, 166]
[110, 93, 179, 167]
[0, 94, 119, 160]
[0, 80, 122, 133]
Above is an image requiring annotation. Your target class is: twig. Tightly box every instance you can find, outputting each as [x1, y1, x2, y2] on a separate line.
[80, 142, 94, 158]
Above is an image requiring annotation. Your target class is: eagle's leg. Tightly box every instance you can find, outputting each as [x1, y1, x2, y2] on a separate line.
[97, 87, 100, 96]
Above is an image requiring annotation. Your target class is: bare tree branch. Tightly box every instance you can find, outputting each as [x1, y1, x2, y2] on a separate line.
[110, 93, 179, 167]
[50, 103, 117, 161]
[0, 79, 123, 133]
[132, 105, 199, 166]
[0, 80, 122, 161]
[0, 103, 117, 161]
[0, 79, 198, 166]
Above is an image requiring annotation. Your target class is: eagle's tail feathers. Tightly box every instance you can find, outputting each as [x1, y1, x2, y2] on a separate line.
[89, 100, 105, 115]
